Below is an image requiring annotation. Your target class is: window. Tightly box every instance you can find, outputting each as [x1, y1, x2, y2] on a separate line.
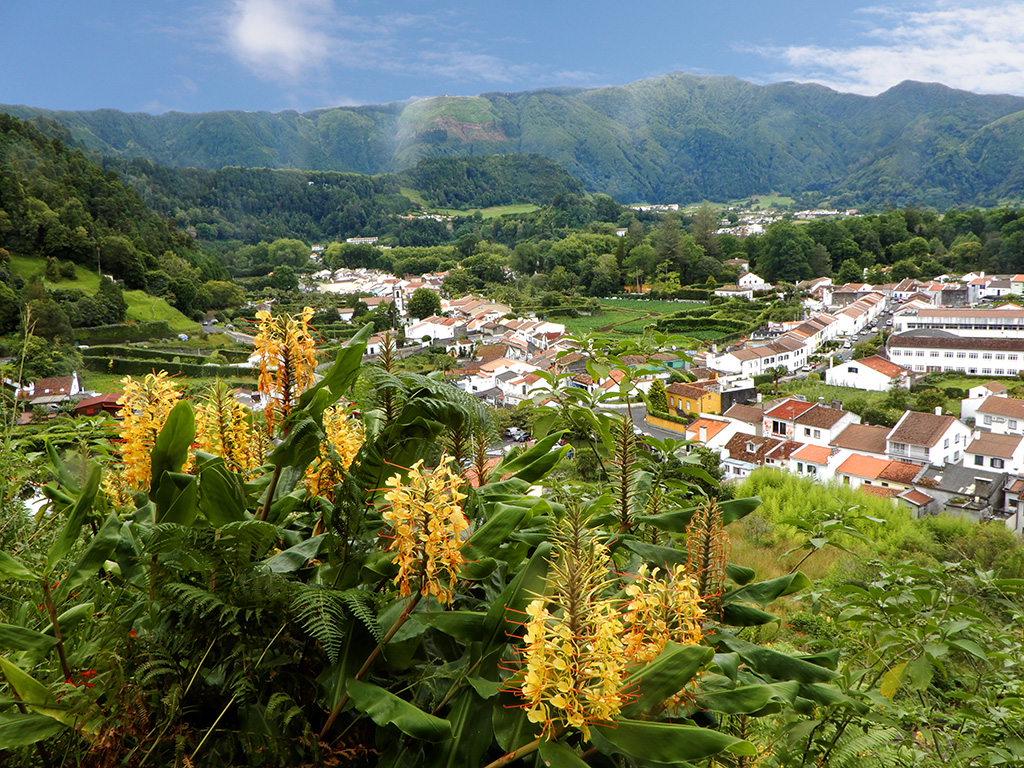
[847, 366, 859, 373]
[944, 438, 949, 449]
[814, 429, 821, 438]
[796, 462, 804, 472]
[983, 353, 993, 359]
[1011, 420, 1018, 430]
[975, 454, 984, 466]
[808, 466, 817, 475]
[992, 458, 1005, 469]
[956, 352, 967, 358]
[772, 420, 786, 434]
[891, 442, 907, 454]
[985, 415, 993, 425]
[804, 427, 811, 436]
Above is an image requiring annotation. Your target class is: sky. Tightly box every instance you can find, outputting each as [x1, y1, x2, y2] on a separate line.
[3, 0, 1024, 114]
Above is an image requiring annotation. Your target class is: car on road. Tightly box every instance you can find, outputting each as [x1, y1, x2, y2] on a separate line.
[505, 427, 529, 441]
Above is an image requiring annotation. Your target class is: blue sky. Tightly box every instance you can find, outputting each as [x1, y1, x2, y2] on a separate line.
[3, 1, 1024, 114]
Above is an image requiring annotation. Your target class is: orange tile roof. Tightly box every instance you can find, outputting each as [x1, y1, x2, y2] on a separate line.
[860, 485, 901, 498]
[791, 444, 832, 464]
[836, 453, 891, 479]
[764, 398, 816, 421]
[687, 418, 730, 442]
[856, 355, 911, 378]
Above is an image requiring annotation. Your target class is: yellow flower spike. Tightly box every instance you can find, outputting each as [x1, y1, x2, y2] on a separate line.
[303, 403, 365, 500]
[252, 307, 320, 435]
[194, 382, 265, 477]
[381, 456, 469, 605]
[112, 371, 184, 493]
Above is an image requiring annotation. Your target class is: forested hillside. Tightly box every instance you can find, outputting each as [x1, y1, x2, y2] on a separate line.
[7, 73, 1024, 207]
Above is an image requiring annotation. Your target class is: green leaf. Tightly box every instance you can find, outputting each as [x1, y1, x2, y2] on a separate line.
[493, 432, 564, 479]
[0, 712, 66, 749]
[721, 573, 811, 607]
[620, 643, 712, 719]
[267, 416, 323, 470]
[620, 538, 688, 567]
[716, 636, 837, 684]
[153, 471, 198, 527]
[539, 738, 589, 767]
[197, 458, 247, 527]
[725, 562, 756, 585]
[0, 624, 59, 651]
[906, 657, 933, 690]
[148, 400, 195, 500]
[721, 603, 779, 626]
[0, 657, 73, 727]
[414, 611, 487, 642]
[296, 324, 371, 418]
[0, 551, 37, 582]
[948, 638, 988, 661]
[46, 461, 101, 569]
[346, 679, 452, 742]
[593, 720, 755, 762]
[465, 677, 501, 699]
[428, 688, 493, 768]
[56, 513, 122, 601]
[262, 534, 328, 573]
[464, 504, 528, 558]
[699, 682, 800, 715]
[482, 542, 553, 652]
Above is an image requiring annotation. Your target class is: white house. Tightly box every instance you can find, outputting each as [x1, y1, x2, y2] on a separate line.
[885, 410, 972, 467]
[738, 272, 771, 291]
[825, 355, 912, 391]
[406, 315, 462, 341]
[965, 432, 1024, 475]
[960, 383, 1009, 423]
[973, 396, 1024, 435]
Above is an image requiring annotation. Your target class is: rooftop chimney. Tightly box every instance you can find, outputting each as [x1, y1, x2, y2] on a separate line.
[699, 426, 708, 443]
[832, 399, 842, 410]
[935, 406, 943, 416]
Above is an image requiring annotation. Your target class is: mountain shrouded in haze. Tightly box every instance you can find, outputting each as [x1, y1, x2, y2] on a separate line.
[5, 72, 1024, 208]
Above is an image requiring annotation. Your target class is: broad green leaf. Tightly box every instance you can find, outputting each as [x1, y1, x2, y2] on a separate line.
[464, 504, 528, 557]
[428, 688, 493, 768]
[0, 624, 58, 651]
[949, 638, 988, 661]
[0, 657, 73, 727]
[721, 603, 779, 626]
[56, 514, 122, 601]
[492, 432, 564, 478]
[346, 679, 452, 742]
[41, 603, 94, 637]
[636, 496, 761, 533]
[46, 461, 101, 569]
[492, 694, 540, 752]
[197, 458, 247, 527]
[153, 471, 198, 527]
[620, 643, 712, 719]
[414, 611, 487, 642]
[148, 400, 195, 500]
[465, 677, 501, 699]
[296, 324, 371, 418]
[482, 542, 553, 650]
[262, 533, 328, 573]
[267, 416, 323, 470]
[906, 657, 934, 689]
[716, 636, 837, 684]
[539, 738, 590, 767]
[699, 682, 800, 715]
[620, 538, 689, 567]
[721, 573, 811, 607]
[880, 662, 906, 701]
[0, 712, 66, 749]
[725, 562, 756, 585]
[0, 551, 37, 582]
[593, 720, 755, 762]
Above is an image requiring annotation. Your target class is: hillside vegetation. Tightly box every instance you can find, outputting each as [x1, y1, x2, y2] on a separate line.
[8, 73, 1024, 207]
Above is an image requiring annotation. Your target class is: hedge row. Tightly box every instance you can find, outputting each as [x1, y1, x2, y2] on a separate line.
[82, 356, 252, 379]
[82, 346, 207, 365]
[74, 322, 173, 345]
[656, 317, 753, 333]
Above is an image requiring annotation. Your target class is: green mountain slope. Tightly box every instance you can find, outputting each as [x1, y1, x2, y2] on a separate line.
[6, 72, 1024, 206]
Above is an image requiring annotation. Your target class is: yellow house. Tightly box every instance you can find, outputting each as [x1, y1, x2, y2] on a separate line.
[665, 382, 720, 416]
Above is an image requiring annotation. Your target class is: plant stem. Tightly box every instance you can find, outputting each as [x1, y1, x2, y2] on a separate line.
[259, 464, 283, 522]
[319, 590, 423, 740]
[41, 579, 72, 682]
[480, 736, 542, 768]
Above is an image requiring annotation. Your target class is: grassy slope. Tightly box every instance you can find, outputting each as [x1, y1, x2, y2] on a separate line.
[10, 254, 199, 334]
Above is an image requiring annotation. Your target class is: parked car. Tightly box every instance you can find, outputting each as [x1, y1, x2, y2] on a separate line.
[505, 427, 529, 441]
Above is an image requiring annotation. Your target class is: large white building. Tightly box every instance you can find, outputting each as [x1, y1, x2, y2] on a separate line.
[887, 331, 1024, 376]
[892, 305, 1024, 337]
[825, 355, 912, 391]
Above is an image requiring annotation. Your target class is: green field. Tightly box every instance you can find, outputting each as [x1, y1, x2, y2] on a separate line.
[777, 380, 887, 409]
[10, 254, 199, 333]
[560, 299, 705, 336]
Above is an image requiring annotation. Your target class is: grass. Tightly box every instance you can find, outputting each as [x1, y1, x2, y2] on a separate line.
[10, 253, 199, 334]
[777, 380, 887, 409]
[427, 203, 540, 219]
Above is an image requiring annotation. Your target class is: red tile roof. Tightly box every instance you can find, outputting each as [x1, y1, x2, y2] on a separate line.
[687, 418, 730, 442]
[837, 453, 891, 479]
[791, 444, 832, 464]
[764, 398, 816, 422]
[855, 355, 911, 378]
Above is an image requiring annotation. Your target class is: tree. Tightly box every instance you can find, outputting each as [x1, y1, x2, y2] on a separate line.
[269, 264, 298, 293]
[202, 280, 245, 310]
[754, 221, 815, 283]
[647, 379, 668, 413]
[836, 258, 862, 284]
[766, 364, 788, 393]
[407, 287, 442, 319]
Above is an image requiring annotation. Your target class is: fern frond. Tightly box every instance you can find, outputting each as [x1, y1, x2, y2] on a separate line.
[341, 589, 384, 644]
[292, 585, 348, 663]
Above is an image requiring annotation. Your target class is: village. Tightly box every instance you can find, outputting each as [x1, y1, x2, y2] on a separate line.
[14, 249, 1024, 539]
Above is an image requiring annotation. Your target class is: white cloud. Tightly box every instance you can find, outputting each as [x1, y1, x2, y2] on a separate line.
[224, 0, 335, 81]
[760, 2, 1024, 96]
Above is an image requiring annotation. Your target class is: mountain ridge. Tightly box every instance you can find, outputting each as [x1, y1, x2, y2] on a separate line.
[5, 71, 1024, 208]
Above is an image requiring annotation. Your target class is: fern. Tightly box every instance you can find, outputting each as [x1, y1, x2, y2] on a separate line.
[825, 725, 905, 768]
[165, 582, 238, 626]
[292, 585, 349, 663]
[341, 589, 384, 644]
